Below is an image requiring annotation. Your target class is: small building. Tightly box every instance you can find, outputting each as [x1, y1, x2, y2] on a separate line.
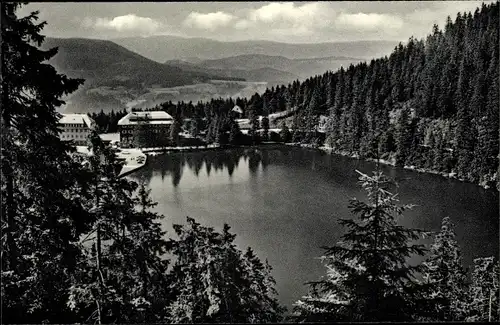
[117, 111, 174, 148]
[231, 105, 243, 118]
[58, 114, 95, 145]
[99, 133, 120, 146]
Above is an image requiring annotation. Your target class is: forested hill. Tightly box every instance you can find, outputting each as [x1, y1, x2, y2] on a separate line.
[297, 1, 499, 189]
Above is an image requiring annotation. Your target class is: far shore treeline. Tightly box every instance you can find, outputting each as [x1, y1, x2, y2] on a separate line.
[1, 1, 499, 324]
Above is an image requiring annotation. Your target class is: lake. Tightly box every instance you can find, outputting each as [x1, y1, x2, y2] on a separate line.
[129, 146, 499, 309]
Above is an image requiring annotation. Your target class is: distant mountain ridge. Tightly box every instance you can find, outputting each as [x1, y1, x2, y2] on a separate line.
[163, 56, 300, 85]
[183, 54, 365, 80]
[112, 35, 399, 62]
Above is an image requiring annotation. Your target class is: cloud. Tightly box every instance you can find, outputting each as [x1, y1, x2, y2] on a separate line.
[233, 2, 332, 38]
[248, 2, 325, 24]
[335, 12, 404, 31]
[82, 14, 162, 35]
[405, 2, 486, 31]
[183, 11, 235, 30]
[234, 19, 251, 30]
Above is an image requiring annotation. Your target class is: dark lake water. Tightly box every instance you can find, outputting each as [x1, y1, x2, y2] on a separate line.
[129, 146, 499, 309]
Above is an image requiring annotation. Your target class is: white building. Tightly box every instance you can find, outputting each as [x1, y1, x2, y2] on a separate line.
[58, 114, 94, 145]
[118, 111, 174, 147]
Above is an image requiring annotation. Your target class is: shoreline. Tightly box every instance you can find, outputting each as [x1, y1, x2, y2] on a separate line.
[141, 144, 221, 155]
[285, 143, 497, 191]
[117, 148, 147, 177]
[140, 142, 285, 155]
[119, 142, 497, 190]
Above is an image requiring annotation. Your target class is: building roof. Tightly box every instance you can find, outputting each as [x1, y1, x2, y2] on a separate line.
[99, 133, 120, 143]
[59, 114, 93, 128]
[118, 111, 174, 126]
[232, 105, 243, 114]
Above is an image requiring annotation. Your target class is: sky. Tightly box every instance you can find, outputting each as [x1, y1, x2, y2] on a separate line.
[19, 1, 493, 43]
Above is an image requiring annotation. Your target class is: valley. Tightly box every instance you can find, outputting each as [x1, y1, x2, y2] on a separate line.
[61, 80, 269, 114]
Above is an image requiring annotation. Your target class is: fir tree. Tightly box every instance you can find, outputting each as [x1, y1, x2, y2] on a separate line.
[395, 109, 413, 167]
[248, 102, 260, 144]
[294, 170, 430, 322]
[166, 217, 284, 323]
[466, 257, 500, 322]
[305, 87, 321, 143]
[170, 120, 181, 146]
[229, 118, 242, 145]
[189, 119, 199, 138]
[261, 115, 270, 142]
[1, 3, 88, 322]
[280, 121, 291, 143]
[67, 135, 170, 323]
[422, 217, 468, 321]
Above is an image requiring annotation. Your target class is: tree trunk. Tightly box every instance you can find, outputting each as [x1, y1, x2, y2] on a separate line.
[489, 289, 493, 322]
[92, 290, 102, 325]
[3, 112, 17, 270]
[5, 161, 17, 269]
[97, 224, 104, 286]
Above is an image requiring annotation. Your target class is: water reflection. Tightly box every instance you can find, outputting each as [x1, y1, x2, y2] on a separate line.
[248, 150, 261, 175]
[144, 148, 274, 186]
[261, 150, 269, 171]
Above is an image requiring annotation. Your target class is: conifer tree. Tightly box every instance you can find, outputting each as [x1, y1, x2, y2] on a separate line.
[189, 118, 199, 137]
[67, 134, 170, 323]
[166, 217, 284, 323]
[248, 101, 260, 144]
[294, 170, 430, 322]
[261, 106, 270, 142]
[395, 109, 413, 166]
[1, 3, 89, 322]
[229, 118, 242, 145]
[280, 121, 291, 143]
[241, 248, 287, 322]
[466, 257, 500, 322]
[326, 75, 336, 109]
[306, 87, 321, 143]
[170, 119, 181, 146]
[422, 217, 468, 321]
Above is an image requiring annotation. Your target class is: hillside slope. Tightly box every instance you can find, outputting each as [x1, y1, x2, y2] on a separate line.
[42, 37, 238, 89]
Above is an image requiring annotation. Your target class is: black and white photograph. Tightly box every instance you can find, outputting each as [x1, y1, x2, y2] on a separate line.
[1, 1, 499, 323]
